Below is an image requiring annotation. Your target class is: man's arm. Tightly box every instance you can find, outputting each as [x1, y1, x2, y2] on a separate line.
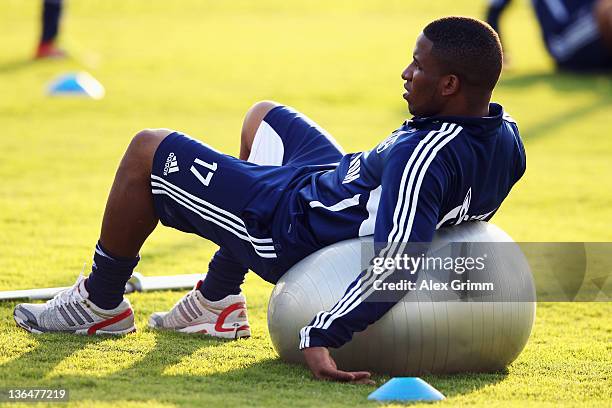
[300, 142, 447, 380]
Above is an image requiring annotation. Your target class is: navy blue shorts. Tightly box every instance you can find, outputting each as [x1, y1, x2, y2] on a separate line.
[150, 105, 344, 282]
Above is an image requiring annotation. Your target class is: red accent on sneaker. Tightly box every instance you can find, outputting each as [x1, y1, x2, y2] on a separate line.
[214, 302, 247, 333]
[237, 311, 247, 318]
[87, 308, 133, 335]
[195, 280, 204, 290]
[35, 42, 66, 59]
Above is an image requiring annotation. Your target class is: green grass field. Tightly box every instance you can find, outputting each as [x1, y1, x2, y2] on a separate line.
[1, 1, 611, 407]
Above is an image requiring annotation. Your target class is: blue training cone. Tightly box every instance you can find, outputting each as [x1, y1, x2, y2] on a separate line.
[367, 377, 445, 402]
[47, 71, 105, 99]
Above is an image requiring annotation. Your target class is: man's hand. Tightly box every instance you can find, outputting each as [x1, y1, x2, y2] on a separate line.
[302, 347, 374, 384]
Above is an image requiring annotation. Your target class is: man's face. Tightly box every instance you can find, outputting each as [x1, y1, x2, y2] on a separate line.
[401, 34, 444, 117]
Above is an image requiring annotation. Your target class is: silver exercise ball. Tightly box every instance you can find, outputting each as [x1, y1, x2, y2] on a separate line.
[267, 222, 536, 375]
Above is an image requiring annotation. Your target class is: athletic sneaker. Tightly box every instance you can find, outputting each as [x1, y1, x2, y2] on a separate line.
[148, 281, 250, 339]
[35, 41, 67, 59]
[13, 275, 135, 335]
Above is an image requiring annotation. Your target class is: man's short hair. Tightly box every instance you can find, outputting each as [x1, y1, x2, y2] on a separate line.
[423, 16, 503, 92]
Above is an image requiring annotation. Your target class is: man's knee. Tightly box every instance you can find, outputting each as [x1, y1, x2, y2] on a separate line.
[129, 128, 172, 157]
[124, 128, 173, 172]
[241, 100, 280, 143]
[246, 100, 279, 120]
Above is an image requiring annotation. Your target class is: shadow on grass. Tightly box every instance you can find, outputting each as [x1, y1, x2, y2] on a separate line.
[0, 58, 36, 74]
[0, 53, 81, 74]
[497, 71, 612, 143]
[499, 71, 612, 93]
[0, 329, 508, 406]
[421, 370, 508, 399]
[0, 334, 92, 385]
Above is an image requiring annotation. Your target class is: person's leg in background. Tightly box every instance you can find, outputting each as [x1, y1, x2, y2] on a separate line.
[36, 0, 66, 58]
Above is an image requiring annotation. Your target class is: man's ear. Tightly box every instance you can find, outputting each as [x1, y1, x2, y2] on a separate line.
[440, 74, 460, 96]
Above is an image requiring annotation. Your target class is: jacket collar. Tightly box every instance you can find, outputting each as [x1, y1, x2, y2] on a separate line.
[406, 103, 504, 136]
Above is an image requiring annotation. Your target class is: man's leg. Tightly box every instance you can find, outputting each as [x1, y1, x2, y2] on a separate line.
[99, 129, 172, 257]
[197, 101, 279, 302]
[86, 129, 172, 308]
[14, 129, 172, 335]
[241, 100, 346, 167]
[149, 102, 344, 337]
